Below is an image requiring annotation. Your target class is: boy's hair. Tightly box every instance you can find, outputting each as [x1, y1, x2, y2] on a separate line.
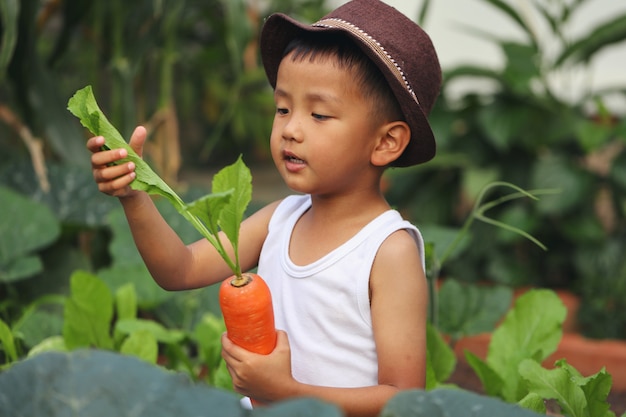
[282, 32, 404, 126]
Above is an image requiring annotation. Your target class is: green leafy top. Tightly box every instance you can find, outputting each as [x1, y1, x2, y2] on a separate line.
[67, 85, 252, 277]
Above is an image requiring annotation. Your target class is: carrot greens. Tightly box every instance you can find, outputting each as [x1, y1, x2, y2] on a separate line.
[67, 85, 251, 276]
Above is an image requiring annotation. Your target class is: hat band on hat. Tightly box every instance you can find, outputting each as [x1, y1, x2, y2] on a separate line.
[312, 18, 420, 108]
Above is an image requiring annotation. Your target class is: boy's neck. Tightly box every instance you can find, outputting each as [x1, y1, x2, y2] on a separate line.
[308, 187, 390, 224]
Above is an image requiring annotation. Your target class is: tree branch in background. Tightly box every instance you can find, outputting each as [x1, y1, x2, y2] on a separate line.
[0, 104, 50, 192]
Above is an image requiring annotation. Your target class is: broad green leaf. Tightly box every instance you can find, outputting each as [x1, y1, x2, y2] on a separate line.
[213, 156, 252, 238]
[501, 42, 540, 94]
[113, 284, 138, 346]
[381, 388, 546, 417]
[0, 318, 17, 363]
[193, 313, 227, 385]
[465, 351, 504, 398]
[211, 359, 235, 392]
[186, 191, 234, 237]
[115, 318, 185, 344]
[194, 314, 226, 366]
[27, 336, 67, 358]
[67, 86, 186, 212]
[115, 284, 138, 322]
[98, 264, 171, 310]
[63, 271, 114, 350]
[518, 392, 547, 414]
[0, 185, 60, 282]
[531, 155, 590, 214]
[13, 308, 64, 349]
[519, 359, 587, 417]
[425, 322, 456, 388]
[487, 289, 566, 401]
[575, 118, 612, 153]
[554, 359, 614, 417]
[213, 156, 252, 275]
[0, 256, 42, 284]
[0, 162, 118, 227]
[68, 86, 252, 277]
[0, 350, 246, 417]
[438, 280, 512, 339]
[120, 330, 158, 364]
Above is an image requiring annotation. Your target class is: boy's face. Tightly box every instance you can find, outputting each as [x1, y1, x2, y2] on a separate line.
[270, 52, 385, 196]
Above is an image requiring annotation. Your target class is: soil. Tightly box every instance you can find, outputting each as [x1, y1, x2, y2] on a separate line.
[448, 360, 626, 416]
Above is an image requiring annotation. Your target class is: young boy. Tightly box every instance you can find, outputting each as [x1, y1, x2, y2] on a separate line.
[87, 0, 441, 416]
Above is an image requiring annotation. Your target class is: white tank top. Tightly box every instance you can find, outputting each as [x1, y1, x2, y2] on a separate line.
[257, 195, 425, 387]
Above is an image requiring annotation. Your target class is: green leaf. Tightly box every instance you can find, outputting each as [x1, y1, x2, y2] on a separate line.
[0, 185, 60, 283]
[0, 350, 245, 417]
[186, 191, 234, 238]
[531, 155, 591, 214]
[27, 336, 67, 358]
[0, 0, 19, 80]
[67, 86, 187, 212]
[0, 162, 118, 227]
[9, 296, 65, 350]
[98, 264, 171, 310]
[115, 284, 138, 322]
[554, 359, 614, 417]
[438, 280, 512, 340]
[381, 388, 546, 417]
[519, 359, 588, 417]
[555, 14, 626, 65]
[486, 289, 566, 401]
[465, 351, 504, 398]
[0, 318, 17, 363]
[63, 271, 114, 350]
[115, 319, 185, 345]
[193, 314, 226, 372]
[67, 86, 252, 276]
[213, 155, 252, 275]
[425, 322, 456, 388]
[501, 42, 540, 94]
[120, 330, 158, 364]
[518, 392, 547, 414]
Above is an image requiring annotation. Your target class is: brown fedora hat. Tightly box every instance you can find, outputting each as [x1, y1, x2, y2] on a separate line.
[260, 0, 441, 166]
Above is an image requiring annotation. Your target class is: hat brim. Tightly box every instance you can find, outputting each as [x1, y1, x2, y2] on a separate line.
[260, 13, 436, 167]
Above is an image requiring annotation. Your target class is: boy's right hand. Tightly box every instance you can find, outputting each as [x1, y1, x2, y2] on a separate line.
[87, 125, 147, 198]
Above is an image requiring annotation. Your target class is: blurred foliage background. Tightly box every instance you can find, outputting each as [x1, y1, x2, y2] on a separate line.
[1, 0, 626, 363]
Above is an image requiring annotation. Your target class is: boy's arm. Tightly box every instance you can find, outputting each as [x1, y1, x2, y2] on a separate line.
[88, 126, 276, 290]
[221, 229, 428, 417]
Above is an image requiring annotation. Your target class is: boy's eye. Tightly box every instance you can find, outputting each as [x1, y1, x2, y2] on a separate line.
[312, 113, 329, 120]
[276, 108, 289, 115]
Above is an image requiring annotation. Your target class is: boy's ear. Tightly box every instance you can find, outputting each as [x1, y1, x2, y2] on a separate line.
[371, 121, 411, 167]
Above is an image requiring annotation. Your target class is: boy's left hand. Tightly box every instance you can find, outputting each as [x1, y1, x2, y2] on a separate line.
[221, 330, 294, 403]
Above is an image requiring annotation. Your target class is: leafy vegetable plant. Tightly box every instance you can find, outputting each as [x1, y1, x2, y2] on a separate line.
[67, 85, 249, 276]
[68, 85, 277, 366]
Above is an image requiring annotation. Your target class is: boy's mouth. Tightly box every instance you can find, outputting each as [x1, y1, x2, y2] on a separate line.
[283, 151, 305, 164]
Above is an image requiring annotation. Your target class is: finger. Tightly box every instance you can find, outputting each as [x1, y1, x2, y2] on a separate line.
[91, 147, 129, 168]
[86, 136, 106, 153]
[94, 162, 135, 183]
[98, 171, 136, 195]
[129, 126, 147, 158]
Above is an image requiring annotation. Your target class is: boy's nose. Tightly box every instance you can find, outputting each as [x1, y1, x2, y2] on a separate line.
[281, 116, 303, 142]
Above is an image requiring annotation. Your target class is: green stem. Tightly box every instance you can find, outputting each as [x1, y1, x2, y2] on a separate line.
[178, 208, 238, 274]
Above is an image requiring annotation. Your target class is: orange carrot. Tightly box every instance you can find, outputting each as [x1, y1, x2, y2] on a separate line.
[219, 272, 277, 355]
